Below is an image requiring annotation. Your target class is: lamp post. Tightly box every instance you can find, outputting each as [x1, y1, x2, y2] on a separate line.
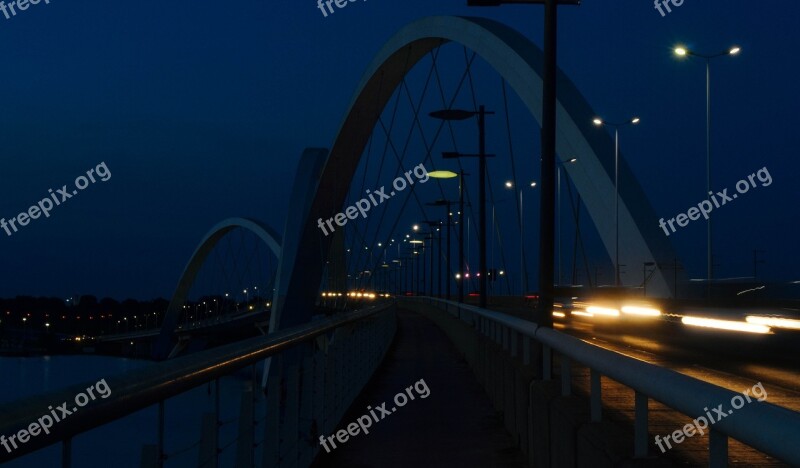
[426, 197, 457, 300]
[674, 45, 740, 295]
[593, 117, 640, 287]
[409, 235, 425, 295]
[422, 220, 443, 297]
[643, 261, 655, 297]
[467, 0, 580, 326]
[504, 180, 538, 294]
[430, 107, 495, 308]
[553, 157, 577, 287]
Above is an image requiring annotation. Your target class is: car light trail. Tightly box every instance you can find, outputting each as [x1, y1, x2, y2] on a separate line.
[586, 306, 620, 317]
[681, 316, 771, 334]
[552, 311, 566, 318]
[746, 316, 800, 330]
[571, 311, 593, 317]
[621, 306, 661, 317]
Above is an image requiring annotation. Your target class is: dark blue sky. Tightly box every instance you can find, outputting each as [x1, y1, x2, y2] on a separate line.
[0, 1, 797, 299]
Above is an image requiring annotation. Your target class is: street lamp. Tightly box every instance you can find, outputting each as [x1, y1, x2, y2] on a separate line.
[422, 220, 443, 297]
[643, 261, 656, 297]
[427, 168, 468, 302]
[553, 157, 577, 287]
[674, 44, 740, 294]
[430, 106, 495, 308]
[504, 179, 538, 294]
[427, 198, 458, 300]
[467, 0, 581, 329]
[593, 117, 640, 287]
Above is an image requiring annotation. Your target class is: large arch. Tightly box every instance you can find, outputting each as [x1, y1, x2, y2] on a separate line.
[154, 217, 282, 359]
[273, 16, 680, 330]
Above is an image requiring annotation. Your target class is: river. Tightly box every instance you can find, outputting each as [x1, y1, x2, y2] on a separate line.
[0, 355, 260, 467]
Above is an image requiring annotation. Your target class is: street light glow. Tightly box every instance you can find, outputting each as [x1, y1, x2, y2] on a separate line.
[505, 181, 513, 188]
[631, 117, 641, 124]
[674, 47, 688, 56]
[428, 170, 458, 179]
[729, 46, 741, 55]
[530, 181, 537, 187]
[592, 118, 603, 126]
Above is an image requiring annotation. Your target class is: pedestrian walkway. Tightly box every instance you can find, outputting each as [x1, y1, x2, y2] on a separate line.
[313, 307, 526, 467]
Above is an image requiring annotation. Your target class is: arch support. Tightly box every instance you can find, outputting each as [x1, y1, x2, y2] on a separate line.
[154, 217, 282, 359]
[281, 16, 680, 311]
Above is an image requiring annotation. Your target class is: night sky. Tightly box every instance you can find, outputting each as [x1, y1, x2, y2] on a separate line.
[0, 1, 797, 299]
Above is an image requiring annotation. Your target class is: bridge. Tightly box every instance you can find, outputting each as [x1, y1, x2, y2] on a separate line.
[1, 14, 799, 468]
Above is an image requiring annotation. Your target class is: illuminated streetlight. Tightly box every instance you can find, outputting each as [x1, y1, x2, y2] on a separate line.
[673, 44, 741, 291]
[555, 157, 579, 286]
[428, 170, 458, 178]
[505, 178, 538, 293]
[593, 116, 640, 286]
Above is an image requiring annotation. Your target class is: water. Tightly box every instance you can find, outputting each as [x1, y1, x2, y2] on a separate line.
[0, 355, 261, 468]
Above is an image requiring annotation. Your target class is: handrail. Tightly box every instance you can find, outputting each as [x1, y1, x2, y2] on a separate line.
[0, 302, 394, 462]
[417, 297, 800, 465]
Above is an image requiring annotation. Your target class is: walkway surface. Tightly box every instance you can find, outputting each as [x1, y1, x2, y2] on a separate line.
[313, 307, 526, 467]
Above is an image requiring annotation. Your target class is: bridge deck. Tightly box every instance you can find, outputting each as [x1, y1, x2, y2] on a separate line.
[313, 307, 526, 467]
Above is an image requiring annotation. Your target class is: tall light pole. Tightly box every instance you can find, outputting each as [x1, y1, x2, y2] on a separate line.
[554, 158, 577, 286]
[422, 220, 443, 297]
[430, 106, 495, 308]
[593, 117, 640, 287]
[426, 195, 458, 300]
[467, 0, 581, 326]
[674, 45, 741, 296]
[505, 180, 537, 294]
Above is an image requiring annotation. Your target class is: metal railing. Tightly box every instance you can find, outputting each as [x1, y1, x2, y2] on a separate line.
[0, 301, 397, 467]
[419, 297, 800, 466]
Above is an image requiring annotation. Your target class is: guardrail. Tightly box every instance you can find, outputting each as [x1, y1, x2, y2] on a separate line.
[418, 297, 800, 466]
[0, 301, 397, 467]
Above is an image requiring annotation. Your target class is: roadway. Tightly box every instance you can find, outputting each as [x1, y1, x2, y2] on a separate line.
[480, 297, 799, 466]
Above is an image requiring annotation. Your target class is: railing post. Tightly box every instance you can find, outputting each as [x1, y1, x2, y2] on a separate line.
[523, 336, 531, 365]
[262, 376, 279, 467]
[313, 347, 324, 450]
[510, 331, 518, 358]
[560, 356, 571, 396]
[634, 391, 649, 457]
[299, 356, 314, 466]
[62, 438, 71, 468]
[215, 379, 220, 465]
[543, 345, 552, 380]
[235, 382, 255, 468]
[285, 366, 300, 468]
[590, 369, 601, 422]
[709, 429, 728, 468]
[198, 412, 218, 468]
[159, 401, 165, 468]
